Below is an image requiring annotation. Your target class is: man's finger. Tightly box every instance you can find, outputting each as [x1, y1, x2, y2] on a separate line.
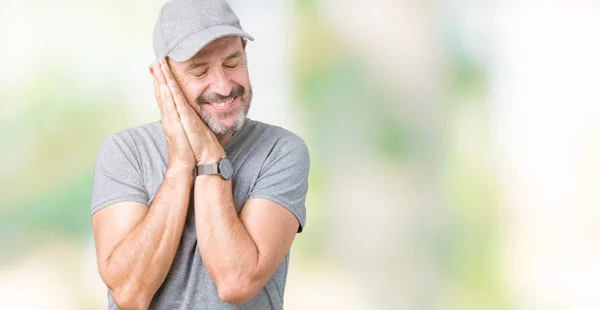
[151, 63, 161, 101]
[154, 58, 181, 124]
[161, 84, 179, 126]
[160, 59, 206, 133]
[151, 63, 169, 123]
[153, 78, 162, 110]
[160, 59, 188, 111]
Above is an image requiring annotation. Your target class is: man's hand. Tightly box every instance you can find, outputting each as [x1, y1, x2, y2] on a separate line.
[154, 58, 226, 165]
[151, 60, 197, 170]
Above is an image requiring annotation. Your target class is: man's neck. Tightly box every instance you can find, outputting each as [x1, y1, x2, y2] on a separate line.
[216, 133, 234, 145]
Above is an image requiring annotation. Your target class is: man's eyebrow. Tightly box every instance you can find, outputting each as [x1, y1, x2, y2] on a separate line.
[187, 61, 209, 71]
[186, 51, 242, 71]
[224, 51, 242, 61]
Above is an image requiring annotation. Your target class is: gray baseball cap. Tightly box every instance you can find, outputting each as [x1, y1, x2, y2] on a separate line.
[153, 0, 254, 62]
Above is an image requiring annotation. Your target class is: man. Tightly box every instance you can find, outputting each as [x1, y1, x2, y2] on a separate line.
[90, 0, 309, 309]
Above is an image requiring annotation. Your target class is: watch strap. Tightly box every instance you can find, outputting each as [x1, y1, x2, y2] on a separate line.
[195, 163, 219, 176]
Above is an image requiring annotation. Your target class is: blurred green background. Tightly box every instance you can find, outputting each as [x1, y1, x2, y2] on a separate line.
[2, 0, 600, 309]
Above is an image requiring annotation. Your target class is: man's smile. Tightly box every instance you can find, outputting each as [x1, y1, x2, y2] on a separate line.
[205, 96, 237, 111]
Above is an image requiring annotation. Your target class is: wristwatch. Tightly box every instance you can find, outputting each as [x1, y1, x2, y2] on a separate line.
[195, 156, 234, 180]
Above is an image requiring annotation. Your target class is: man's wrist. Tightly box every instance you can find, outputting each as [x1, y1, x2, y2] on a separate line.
[165, 165, 195, 183]
[196, 152, 226, 165]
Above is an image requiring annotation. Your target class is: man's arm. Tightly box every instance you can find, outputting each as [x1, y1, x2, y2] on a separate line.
[92, 167, 193, 310]
[194, 176, 300, 305]
[92, 60, 200, 309]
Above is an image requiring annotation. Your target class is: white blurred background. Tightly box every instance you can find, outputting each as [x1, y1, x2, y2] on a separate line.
[1, 0, 599, 309]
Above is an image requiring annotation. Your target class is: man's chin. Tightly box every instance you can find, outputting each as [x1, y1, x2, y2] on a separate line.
[204, 116, 246, 136]
[199, 101, 248, 135]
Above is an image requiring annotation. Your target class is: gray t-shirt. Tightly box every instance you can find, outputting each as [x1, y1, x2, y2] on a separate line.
[91, 118, 309, 310]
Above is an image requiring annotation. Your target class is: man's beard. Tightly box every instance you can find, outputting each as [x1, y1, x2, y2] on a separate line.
[195, 83, 252, 137]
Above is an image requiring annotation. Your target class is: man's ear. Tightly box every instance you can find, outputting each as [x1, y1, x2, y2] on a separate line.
[241, 38, 247, 50]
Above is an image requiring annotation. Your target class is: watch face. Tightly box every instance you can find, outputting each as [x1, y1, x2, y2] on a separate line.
[218, 158, 234, 180]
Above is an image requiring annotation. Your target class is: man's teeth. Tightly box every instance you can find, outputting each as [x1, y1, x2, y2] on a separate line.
[211, 97, 234, 108]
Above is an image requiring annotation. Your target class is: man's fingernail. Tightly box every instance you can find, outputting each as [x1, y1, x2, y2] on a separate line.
[149, 65, 154, 75]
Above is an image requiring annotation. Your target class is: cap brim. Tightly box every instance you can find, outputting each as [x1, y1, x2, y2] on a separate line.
[166, 25, 254, 62]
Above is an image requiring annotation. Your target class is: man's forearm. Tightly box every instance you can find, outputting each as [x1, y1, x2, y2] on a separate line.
[194, 175, 261, 304]
[103, 168, 193, 309]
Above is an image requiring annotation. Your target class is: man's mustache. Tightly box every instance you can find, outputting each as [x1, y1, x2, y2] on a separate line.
[196, 84, 245, 104]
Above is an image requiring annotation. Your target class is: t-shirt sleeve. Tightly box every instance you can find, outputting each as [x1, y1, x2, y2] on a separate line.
[90, 133, 149, 215]
[248, 134, 310, 233]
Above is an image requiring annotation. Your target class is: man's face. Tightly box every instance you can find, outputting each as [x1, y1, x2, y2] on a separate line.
[167, 36, 252, 136]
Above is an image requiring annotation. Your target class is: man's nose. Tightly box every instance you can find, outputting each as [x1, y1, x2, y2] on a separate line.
[208, 66, 232, 98]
